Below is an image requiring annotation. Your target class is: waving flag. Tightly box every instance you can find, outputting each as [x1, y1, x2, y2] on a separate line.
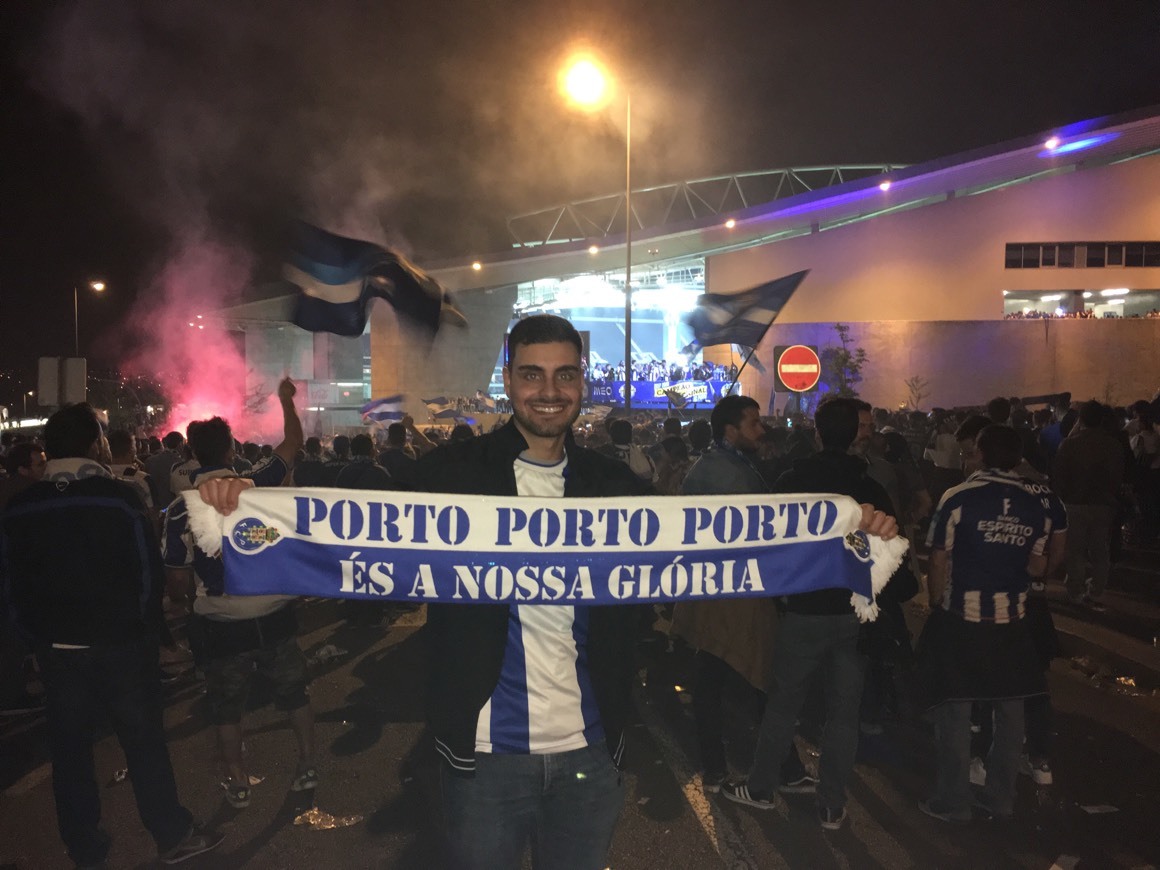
[683, 270, 808, 355]
[423, 396, 459, 419]
[286, 221, 466, 337]
[360, 395, 406, 422]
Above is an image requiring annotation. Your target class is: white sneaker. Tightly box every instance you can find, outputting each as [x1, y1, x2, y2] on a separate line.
[969, 757, 987, 787]
[1022, 755, 1053, 785]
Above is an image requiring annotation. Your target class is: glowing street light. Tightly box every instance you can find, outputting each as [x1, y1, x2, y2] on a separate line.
[559, 50, 635, 408]
[74, 280, 107, 358]
[24, 390, 34, 418]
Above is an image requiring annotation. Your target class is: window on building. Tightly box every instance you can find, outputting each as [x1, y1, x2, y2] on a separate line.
[1041, 245, 1057, 267]
[1005, 241, 1160, 268]
[1086, 245, 1105, 268]
[1022, 243, 1041, 268]
[1005, 244, 1023, 269]
[1146, 244, 1160, 268]
[1106, 244, 1124, 266]
[1126, 243, 1145, 267]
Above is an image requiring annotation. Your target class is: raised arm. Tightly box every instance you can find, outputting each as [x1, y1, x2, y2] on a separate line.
[272, 377, 304, 467]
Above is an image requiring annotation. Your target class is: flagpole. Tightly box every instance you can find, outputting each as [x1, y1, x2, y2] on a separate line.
[623, 91, 633, 413]
[726, 345, 760, 397]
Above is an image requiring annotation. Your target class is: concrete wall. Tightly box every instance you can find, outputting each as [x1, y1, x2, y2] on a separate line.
[371, 285, 519, 416]
[708, 153, 1160, 321]
[731, 318, 1160, 412]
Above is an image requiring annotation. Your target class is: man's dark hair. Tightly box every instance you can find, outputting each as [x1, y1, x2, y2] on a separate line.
[107, 429, 135, 459]
[4, 441, 44, 476]
[977, 425, 1023, 470]
[954, 414, 991, 444]
[350, 434, 375, 457]
[814, 398, 861, 451]
[986, 396, 1011, 424]
[386, 423, 407, 446]
[148, 435, 162, 452]
[305, 436, 322, 456]
[710, 395, 760, 441]
[332, 435, 351, 458]
[162, 431, 184, 451]
[450, 424, 475, 442]
[1078, 399, 1104, 429]
[188, 417, 234, 466]
[505, 314, 582, 365]
[687, 418, 712, 450]
[662, 417, 683, 437]
[243, 441, 260, 462]
[852, 399, 872, 413]
[44, 404, 102, 459]
[608, 419, 633, 445]
[659, 435, 688, 462]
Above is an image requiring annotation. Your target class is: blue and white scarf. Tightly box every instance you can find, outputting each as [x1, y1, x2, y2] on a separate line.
[184, 489, 908, 621]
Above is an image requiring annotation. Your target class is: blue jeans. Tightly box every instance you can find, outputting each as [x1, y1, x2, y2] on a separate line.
[932, 699, 1023, 816]
[39, 637, 192, 865]
[440, 743, 623, 870]
[746, 612, 867, 810]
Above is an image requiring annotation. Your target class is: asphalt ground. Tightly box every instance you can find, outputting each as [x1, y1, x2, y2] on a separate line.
[2, 536, 1158, 870]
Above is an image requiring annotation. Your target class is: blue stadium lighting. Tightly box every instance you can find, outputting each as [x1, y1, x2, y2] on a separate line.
[1038, 132, 1119, 157]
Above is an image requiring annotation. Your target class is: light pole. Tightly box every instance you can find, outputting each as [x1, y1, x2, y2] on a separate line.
[24, 390, 34, 418]
[74, 280, 106, 357]
[560, 54, 634, 410]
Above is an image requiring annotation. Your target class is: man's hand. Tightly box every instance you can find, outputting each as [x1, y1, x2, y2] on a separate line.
[858, 504, 899, 540]
[277, 377, 297, 402]
[198, 477, 255, 516]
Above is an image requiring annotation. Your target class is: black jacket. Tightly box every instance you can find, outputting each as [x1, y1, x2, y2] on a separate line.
[416, 420, 653, 774]
[1, 476, 165, 646]
[774, 450, 894, 615]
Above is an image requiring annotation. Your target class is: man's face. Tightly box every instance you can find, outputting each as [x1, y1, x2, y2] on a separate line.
[959, 437, 983, 474]
[21, 449, 47, 481]
[503, 340, 584, 442]
[854, 410, 874, 453]
[726, 407, 765, 453]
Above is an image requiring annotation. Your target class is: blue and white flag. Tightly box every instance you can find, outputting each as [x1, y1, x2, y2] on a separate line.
[683, 270, 808, 355]
[183, 490, 908, 622]
[423, 396, 459, 419]
[360, 395, 406, 422]
[286, 221, 466, 338]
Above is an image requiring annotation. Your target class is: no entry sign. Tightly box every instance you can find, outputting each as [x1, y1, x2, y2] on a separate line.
[774, 345, 821, 392]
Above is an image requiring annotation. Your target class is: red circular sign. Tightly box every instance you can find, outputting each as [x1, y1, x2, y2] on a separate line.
[777, 345, 821, 392]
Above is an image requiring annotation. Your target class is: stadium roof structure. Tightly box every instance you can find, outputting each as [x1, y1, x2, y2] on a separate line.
[426, 103, 1160, 293]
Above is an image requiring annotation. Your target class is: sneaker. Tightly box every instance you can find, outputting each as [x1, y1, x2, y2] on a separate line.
[160, 826, 225, 864]
[223, 780, 251, 808]
[1023, 756, 1053, 785]
[701, 770, 727, 794]
[918, 799, 970, 824]
[972, 799, 1013, 821]
[779, 773, 819, 794]
[819, 805, 847, 830]
[721, 781, 779, 809]
[290, 766, 319, 792]
[968, 756, 987, 786]
[0, 692, 46, 716]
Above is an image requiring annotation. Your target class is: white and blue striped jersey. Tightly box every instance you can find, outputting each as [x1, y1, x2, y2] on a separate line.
[474, 454, 604, 754]
[926, 469, 1060, 623]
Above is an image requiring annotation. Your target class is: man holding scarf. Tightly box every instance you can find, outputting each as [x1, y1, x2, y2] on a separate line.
[196, 314, 898, 869]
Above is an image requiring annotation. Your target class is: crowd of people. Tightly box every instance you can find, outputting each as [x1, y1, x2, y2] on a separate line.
[588, 359, 739, 384]
[1004, 308, 1160, 319]
[2, 311, 1159, 867]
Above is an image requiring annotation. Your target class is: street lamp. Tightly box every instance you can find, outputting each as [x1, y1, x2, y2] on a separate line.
[560, 52, 634, 410]
[74, 280, 106, 358]
[24, 390, 34, 418]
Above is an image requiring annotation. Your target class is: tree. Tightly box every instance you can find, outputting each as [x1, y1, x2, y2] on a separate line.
[820, 323, 867, 398]
[905, 375, 930, 410]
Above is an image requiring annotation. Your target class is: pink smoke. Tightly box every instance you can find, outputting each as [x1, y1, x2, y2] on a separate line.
[118, 233, 289, 443]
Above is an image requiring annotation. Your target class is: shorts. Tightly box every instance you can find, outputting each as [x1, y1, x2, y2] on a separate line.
[204, 636, 310, 724]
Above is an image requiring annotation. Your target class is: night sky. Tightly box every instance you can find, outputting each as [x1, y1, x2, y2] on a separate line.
[2, 0, 1160, 407]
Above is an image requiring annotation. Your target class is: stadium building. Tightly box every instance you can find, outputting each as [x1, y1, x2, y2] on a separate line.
[220, 104, 1160, 429]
